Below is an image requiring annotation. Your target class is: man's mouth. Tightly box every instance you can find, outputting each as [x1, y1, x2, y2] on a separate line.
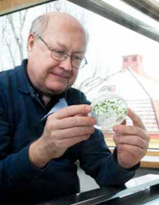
[50, 71, 70, 79]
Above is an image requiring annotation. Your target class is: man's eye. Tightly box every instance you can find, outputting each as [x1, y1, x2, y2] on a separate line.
[73, 56, 82, 61]
[54, 50, 65, 56]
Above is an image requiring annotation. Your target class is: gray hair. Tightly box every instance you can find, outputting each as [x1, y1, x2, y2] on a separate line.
[29, 12, 89, 45]
[29, 13, 50, 36]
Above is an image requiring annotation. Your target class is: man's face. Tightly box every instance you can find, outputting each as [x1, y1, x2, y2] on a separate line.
[27, 16, 87, 95]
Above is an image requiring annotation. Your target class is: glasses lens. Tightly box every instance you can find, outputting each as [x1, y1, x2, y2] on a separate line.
[51, 50, 66, 61]
[51, 50, 87, 69]
[72, 57, 87, 69]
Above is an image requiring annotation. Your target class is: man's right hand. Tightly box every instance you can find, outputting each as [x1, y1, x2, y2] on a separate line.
[29, 104, 96, 167]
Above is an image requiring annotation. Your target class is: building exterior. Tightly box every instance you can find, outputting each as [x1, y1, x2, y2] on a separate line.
[83, 54, 159, 148]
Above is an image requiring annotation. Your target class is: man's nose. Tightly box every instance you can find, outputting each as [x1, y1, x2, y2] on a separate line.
[59, 56, 72, 72]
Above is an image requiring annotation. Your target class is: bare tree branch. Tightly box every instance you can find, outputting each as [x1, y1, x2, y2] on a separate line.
[6, 42, 16, 68]
[7, 15, 23, 61]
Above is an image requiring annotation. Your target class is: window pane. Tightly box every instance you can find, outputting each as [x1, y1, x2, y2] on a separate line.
[0, 0, 159, 150]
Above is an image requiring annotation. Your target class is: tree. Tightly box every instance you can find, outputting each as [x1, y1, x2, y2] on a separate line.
[1, 10, 28, 70]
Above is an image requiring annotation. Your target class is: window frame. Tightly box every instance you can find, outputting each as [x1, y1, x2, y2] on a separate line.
[68, 0, 159, 42]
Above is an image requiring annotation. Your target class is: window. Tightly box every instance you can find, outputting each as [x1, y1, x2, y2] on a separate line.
[132, 56, 136, 61]
[124, 57, 128, 62]
[0, 0, 159, 167]
[70, 1, 159, 154]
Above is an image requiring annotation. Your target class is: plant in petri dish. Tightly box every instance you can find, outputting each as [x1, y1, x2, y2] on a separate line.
[91, 94, 127, 131]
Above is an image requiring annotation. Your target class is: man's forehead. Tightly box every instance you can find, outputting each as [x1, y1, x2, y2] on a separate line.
[43, 22, 86, 45]
[46, 12, 85, 33]
[48, 12, 81, 25]
[56, 41, 86, 53]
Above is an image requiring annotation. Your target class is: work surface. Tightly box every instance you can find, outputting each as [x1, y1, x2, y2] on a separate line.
[37, 174, 159, 205]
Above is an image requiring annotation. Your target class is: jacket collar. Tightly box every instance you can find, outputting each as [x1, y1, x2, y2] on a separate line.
[17, 59, 34, 94]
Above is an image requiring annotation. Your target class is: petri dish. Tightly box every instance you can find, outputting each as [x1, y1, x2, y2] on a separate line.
[90, 94, 128, 131]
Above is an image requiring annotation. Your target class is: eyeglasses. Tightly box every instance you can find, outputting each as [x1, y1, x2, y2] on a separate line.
[36, 34, 87, 69]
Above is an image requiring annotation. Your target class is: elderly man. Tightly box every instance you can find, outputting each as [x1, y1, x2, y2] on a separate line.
[0, 12, 149, 204]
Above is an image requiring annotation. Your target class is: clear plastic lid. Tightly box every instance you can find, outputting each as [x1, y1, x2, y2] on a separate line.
[90, 94, 128, 131]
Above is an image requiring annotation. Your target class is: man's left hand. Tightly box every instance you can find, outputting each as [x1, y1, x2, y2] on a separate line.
[113, 108, 150, 169]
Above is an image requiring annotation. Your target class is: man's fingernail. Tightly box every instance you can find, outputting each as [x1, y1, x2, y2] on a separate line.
[91, 117, 96, 124]
[129, 108, 134, 114]
[113, 126, 120, 132]
[85, 106, 92, 112]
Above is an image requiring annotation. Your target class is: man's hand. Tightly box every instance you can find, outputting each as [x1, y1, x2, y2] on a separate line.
[29, 105, 96, 167]
[113, 108, 150, 169]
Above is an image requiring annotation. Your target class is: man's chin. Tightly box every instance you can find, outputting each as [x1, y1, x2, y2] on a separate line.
[47, 85, 68, 95]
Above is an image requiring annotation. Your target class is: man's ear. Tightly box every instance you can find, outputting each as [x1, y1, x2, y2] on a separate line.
[27, 34, 36, 52]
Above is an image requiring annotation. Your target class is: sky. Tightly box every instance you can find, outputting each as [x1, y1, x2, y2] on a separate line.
[84, 5, 159, 80]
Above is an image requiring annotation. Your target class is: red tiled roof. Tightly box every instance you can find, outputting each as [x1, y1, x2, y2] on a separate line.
[126, 99, 159, 134]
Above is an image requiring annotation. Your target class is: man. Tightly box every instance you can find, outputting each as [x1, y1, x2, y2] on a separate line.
[0, 12, 149, 204]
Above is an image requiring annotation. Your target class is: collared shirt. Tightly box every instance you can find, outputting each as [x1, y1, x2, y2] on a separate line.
[0, 60, 136, 204]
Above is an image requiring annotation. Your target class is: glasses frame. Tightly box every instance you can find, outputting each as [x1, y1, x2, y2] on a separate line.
[35, 34, 88, 69]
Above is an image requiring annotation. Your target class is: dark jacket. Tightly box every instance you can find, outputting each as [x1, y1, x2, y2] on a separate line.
[0, 60, 135, 204]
